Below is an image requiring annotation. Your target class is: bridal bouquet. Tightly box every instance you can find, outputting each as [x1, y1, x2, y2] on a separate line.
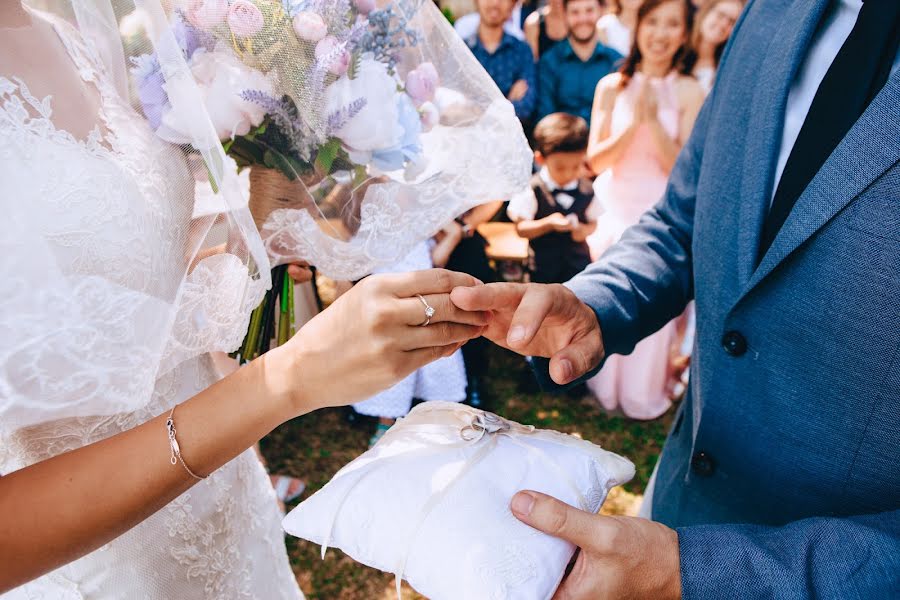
[134, 0, 440, 182]
[132, 0, 521, 361]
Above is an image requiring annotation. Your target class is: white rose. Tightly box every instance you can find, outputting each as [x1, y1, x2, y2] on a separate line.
[159, 47, 273, 143]
[324, 57, 402, 153]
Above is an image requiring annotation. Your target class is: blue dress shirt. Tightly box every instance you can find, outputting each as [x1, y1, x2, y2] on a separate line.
[537, 38, 622, 124]
[466, 32, 537, 122]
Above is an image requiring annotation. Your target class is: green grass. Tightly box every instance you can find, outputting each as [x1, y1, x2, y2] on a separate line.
[260, 345, 674, 599]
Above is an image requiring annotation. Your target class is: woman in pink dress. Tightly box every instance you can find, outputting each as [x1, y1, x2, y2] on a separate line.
[584, 0, 705, 419]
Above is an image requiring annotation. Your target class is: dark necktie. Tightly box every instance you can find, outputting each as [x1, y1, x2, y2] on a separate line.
[758, 0, 900, 261]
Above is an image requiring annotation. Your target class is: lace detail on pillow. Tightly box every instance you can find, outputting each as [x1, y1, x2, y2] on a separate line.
[471, 544, 539, 600]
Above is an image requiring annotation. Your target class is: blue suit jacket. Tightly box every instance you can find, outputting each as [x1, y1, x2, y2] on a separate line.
[538, 0, 900, 596]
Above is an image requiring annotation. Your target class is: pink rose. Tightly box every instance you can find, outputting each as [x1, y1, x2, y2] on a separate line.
[353, 0, 377, 15]
[293, 11, 328, 42]
[315, 36, 350, 76]
[227, 0, 264, 38]
[186, 0, 228, 29]
[405, 62, 439, 105]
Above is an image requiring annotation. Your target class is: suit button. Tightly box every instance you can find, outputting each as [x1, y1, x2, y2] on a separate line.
[691, 451, 716, 476]
[722, 330, 747, 356]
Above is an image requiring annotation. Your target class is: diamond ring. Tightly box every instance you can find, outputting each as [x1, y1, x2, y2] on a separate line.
[416, 294, 435, 327]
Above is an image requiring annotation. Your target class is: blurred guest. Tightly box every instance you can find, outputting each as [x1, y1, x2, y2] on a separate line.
[596, 0, 641, 56]
[445, 202, 504, 407]
[508, 113, 601, 284]
[585, 0, 704, 419]
[690, 0, 744, 92]
[466, 0, 538, 124]
[455, 0, 526, 40]
[538, 0, 622, 125]
[524, 0, 568, 59]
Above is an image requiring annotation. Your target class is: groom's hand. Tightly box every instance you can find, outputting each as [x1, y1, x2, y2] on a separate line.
[450, 283, 603, 385]
[510, 491, 682, 600]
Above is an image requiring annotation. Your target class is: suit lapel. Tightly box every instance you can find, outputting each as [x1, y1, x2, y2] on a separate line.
[734, 0, 831, 289]
[742, 66, 900, 298]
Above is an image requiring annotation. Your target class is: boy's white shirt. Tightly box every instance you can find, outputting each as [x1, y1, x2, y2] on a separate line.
[506, 166, 602, 222]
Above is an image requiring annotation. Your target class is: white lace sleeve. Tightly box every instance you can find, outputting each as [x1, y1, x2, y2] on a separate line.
[0, 186, 164, 434]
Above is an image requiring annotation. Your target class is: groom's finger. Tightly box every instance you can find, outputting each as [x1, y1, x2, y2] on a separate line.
[549, 333, 604, 385]
[506, 285, 556, 349]
[450, 282, 527, 312]
[385, 269, 482, 298]
[397, 294, 491, 327]
[510, 491, 597, 549]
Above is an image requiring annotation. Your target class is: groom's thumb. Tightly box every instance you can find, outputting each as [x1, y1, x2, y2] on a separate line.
[510, 491, 595, 549]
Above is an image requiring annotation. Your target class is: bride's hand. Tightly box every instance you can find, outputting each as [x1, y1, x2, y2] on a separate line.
[278, 269, 489, 412]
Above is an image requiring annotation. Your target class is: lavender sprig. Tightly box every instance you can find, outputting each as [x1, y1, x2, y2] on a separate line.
[240, 90, 321, 160]
[326, 97, 367, 135]
[340, 19, 369, 47]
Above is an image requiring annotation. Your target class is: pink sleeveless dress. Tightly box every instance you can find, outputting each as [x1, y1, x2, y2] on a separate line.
[586, 72, 683, 420]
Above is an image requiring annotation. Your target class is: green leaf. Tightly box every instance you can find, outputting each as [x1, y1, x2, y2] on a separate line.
[347, 52, 362, 80]
[263, 148, 304, 181]
[352, 164, 369, 187]
[315, 138, 342, 174]
[244, 121, 268, 141]
[228, 136, 266, 165]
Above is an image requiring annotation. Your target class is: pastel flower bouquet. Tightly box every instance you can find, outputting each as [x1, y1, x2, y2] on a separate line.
[135, 0, 442, 185]
[133, 0, 532, 359]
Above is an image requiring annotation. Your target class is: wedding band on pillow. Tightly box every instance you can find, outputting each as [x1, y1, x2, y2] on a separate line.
[416, 294, 436, 327]
[166, 406, 206, 481]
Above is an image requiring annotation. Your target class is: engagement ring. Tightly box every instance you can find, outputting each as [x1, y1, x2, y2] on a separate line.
[416, 294, 435, 326]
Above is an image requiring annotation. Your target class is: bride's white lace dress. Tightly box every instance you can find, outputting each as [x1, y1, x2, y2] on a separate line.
[0, 15, 303, 600]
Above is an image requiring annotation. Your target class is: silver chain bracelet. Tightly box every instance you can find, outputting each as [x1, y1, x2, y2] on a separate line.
[166, 406, 206, 481]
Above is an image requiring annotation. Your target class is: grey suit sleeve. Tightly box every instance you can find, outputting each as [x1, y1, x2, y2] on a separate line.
[677, 510, 900, 598]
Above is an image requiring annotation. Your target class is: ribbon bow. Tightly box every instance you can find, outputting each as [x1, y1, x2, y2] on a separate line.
[460, 411, 510, 441]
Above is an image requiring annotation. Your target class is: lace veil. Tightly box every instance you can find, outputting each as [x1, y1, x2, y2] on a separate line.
[0, 0, 530, 434]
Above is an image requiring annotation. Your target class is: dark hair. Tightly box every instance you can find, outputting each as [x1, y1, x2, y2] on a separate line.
[689, 0, 744, 68]
[562, 0, 603, 9]
[532, 113, 589, 156]
[618, 0, 695, 87]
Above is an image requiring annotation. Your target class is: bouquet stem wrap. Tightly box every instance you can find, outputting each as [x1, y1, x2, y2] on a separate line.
[234, 165, 314, 362]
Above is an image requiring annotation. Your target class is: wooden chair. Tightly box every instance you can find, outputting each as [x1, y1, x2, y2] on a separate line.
[476, 222, 531, 282]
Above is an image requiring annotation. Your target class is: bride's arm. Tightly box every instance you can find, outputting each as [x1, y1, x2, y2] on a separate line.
[0, 349, 298, 592]
[0, 269, 489, 593]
